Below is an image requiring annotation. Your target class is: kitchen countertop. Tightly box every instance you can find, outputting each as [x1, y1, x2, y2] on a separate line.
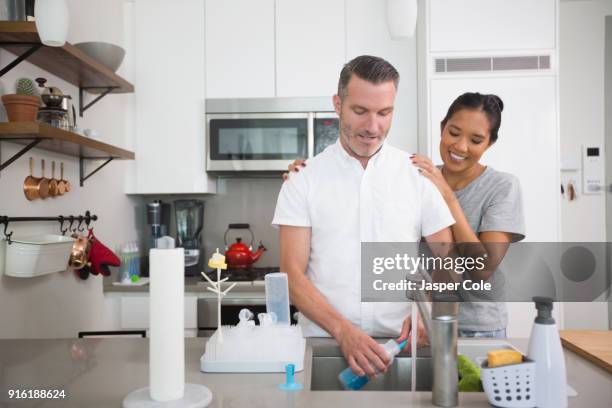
[1, 337, 611, 407]
[560, 330, 612, 374]
[103, 276, 266, 298]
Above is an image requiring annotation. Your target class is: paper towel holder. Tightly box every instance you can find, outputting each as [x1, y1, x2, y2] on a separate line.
[123, 248, 213, 407]
[123, 383, 212, 407]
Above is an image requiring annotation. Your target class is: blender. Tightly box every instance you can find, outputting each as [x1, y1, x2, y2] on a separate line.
[175, 199, 205, 276]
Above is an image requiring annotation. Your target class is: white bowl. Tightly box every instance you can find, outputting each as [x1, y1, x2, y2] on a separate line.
[74, 41, 126, 72]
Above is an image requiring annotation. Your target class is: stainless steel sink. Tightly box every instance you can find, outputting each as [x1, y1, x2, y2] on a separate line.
[308, 340, 518, 392]
[309, 344, 433, 391]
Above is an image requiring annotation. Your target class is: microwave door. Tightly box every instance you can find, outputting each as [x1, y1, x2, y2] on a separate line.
[313, 112, 339, 157]
[207, 113, 309, 171]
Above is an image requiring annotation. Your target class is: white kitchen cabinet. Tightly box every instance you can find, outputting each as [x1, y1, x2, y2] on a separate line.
[120, 295, 198, 337]
[429, 0, 556, 53]
[205, 0, 276, 98]
[129, 0, 215, 194]
[275, 0, 346, 97]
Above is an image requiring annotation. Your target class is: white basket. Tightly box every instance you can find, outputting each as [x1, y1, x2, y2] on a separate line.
[480, 357, 536, 408]
[2, 234, 75, 278]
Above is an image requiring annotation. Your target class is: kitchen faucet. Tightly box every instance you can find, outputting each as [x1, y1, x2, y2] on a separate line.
[408, 268, 459, 407]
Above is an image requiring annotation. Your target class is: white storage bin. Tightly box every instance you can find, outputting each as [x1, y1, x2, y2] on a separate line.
[2, 234, 75, 278]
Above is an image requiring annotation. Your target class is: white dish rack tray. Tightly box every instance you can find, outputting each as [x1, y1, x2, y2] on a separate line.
[201, 324, 306, 373]
[1, 234, 74, 278]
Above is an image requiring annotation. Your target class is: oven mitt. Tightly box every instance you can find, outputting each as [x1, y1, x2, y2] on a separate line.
[88, 229, 120, 277]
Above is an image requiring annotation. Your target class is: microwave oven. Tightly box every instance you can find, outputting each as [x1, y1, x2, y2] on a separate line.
[206, 97, 339, 172]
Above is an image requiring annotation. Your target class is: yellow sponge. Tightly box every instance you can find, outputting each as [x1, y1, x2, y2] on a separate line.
[487, 349, 522, 368]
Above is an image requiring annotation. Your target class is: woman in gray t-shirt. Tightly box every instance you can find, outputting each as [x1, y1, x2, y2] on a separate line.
[411, 92, 525, 338]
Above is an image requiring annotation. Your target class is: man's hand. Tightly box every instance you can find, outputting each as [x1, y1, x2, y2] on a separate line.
[281, 226, 389, 378]
[335, 321, 390, 378]
[397, 313, 429, 350]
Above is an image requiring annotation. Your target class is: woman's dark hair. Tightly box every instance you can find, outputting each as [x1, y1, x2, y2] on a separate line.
[440, 92, 504, 144]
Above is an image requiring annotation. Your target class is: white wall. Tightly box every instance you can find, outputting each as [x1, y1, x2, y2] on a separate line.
[0, 0, 140, 339]
[140, 178, 284, 269]
[559, 0, 612, 329]
[346, 0, 418, 154]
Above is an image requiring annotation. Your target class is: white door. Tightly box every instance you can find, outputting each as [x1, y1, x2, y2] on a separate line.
[205, 0, 276, 98]
[275, 0, 346, 97]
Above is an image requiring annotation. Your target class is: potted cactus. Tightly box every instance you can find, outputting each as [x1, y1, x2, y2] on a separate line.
[2, 78, 41, 122]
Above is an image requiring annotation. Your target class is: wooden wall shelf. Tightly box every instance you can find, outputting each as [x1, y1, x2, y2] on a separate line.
[0, 21, 134, 94]
[0, 122, 134, 159]
[0, 21, 136, 185]
[0, 122, 134, 186]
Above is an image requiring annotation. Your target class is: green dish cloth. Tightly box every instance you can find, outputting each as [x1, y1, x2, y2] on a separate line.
[458, 354, 483, 392]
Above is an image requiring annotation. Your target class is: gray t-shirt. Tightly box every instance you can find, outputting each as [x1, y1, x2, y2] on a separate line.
[452, 166, 525, 331]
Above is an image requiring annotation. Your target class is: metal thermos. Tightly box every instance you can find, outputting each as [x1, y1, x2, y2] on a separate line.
[431, 303, 459, 407]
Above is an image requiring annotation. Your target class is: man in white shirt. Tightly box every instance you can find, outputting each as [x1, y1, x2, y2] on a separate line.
[272, 55, 454, 379]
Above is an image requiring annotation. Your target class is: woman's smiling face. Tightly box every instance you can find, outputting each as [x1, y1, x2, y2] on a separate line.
[439, 108, 493, 172]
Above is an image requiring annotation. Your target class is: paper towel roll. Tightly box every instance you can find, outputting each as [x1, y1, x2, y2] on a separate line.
[149, 248, 185, 401]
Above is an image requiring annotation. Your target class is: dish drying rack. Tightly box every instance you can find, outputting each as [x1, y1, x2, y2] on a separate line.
[200, 312, 306, 373]
[200, 250, 305, 372]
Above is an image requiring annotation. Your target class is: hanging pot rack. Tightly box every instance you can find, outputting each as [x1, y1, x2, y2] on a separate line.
[0, 210, 97, 244]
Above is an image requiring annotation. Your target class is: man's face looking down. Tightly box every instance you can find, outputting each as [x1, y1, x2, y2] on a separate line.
[334, 75, 396, 162]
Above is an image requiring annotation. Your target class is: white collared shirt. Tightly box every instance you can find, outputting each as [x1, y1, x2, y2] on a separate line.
[272, 140, 454, 337]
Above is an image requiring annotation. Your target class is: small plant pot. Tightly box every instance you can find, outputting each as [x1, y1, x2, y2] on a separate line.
[2, 94, 40, 122]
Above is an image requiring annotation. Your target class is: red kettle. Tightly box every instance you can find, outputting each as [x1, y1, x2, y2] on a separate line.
[224, 223, 266, 269]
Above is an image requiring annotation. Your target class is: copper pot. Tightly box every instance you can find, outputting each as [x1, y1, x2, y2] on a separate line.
[23, 157, 49, 201]
[23, 157, 39, 200]
[38, 159, 50, 199]
[48, 161, 59, 197]
[56, 162, 66, 196]
[69, 233, 91, 270]
[58, 162, 71, 193]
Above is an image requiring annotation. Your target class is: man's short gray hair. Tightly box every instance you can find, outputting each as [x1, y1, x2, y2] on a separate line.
[337, 55, 400, 99]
